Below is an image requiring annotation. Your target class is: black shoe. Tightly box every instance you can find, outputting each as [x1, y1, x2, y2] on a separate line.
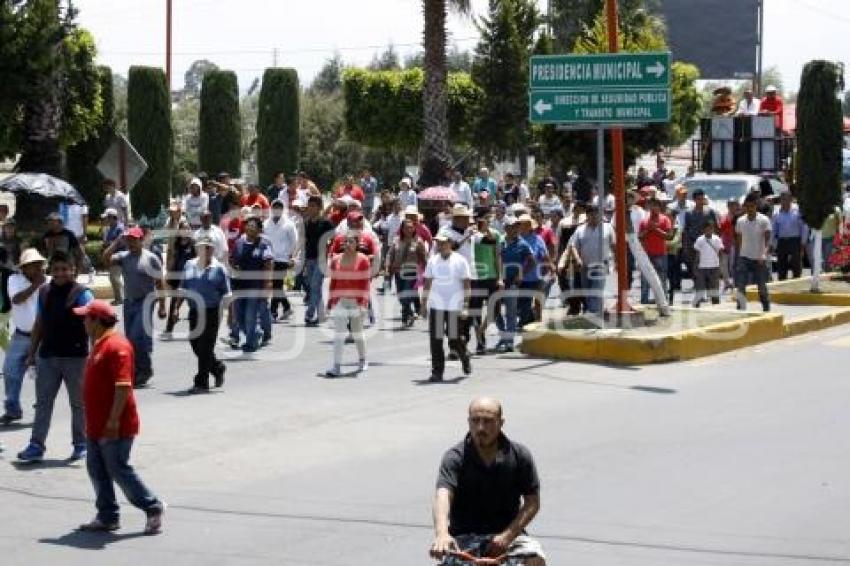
[260, 337, 271, 348]
[475, 344, 486, 356]
[0, 413, 22, 426]
[428, 373, 444, 383]
[345, 334, 355, 344]
[212, 365, 226, 388]
[447, 351, 459, 361]
[461, 355, 472, 375]
[304, 319, 319, 328]
[135, 371, 152, 388]
[187, 384, 210, 394]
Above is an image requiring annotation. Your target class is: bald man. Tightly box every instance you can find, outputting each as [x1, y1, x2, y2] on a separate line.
[430, 398, 546, 565]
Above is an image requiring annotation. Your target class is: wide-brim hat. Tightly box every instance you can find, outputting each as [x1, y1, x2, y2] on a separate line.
[17, 248, 46, 268]
[451, 203, 473, 217]
[403, 205, 422, 218]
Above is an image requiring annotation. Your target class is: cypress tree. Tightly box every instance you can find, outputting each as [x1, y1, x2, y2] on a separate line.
[198, 70, 241, 177]
[796, 61, 844, 229]
[66, 65, 114, 216]
[257, 68, 300, 188]
[127, 66, 172, 218]
[796, 60, 844, 289]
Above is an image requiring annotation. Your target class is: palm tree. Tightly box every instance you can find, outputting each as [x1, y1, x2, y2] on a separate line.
[420, 0, 470, 187]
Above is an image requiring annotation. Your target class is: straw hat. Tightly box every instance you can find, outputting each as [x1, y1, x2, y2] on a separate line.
[17, 248, 46, 268]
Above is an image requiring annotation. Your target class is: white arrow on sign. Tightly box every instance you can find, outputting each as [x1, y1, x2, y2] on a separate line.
[645, 61, 666, 78]
[534, 99, 553, 115]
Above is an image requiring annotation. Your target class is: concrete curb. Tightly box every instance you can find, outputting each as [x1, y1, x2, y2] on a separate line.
[783, 307, 850, 338]
[520, 312, 785, 365]
[746, 275, 850, 306]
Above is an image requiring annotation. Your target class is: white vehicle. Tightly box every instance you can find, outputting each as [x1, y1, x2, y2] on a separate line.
[681, 174, 788, 214]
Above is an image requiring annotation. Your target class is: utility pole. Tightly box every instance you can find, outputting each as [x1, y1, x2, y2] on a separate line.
[166, 0, 173, 92]
[606, 0, 632, 315]
[756, 0, 764, 94]
[273, 47, 279, 68]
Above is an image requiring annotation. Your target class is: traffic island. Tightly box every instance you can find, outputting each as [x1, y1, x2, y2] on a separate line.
[746, 274, 850, 306]
[520, 308, 785, 365]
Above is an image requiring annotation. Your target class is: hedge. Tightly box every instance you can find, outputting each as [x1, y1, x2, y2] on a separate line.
[257, 68, 299, 187]
[342, 68, 481, 150]
[127, 66, 172, 218]
[198, 70, 241, 177]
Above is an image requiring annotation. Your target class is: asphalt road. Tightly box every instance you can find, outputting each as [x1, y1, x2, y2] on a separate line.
[1, 290, 850, 565]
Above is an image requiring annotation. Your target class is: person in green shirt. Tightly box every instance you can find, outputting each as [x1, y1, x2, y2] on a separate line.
[470, 211, 504, 355]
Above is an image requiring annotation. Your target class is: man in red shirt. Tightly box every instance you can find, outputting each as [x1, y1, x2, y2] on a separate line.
[758, 85, 784, 131]
[335, 174, 365, 203]
[638, 197, 672, 304]
[74, 300, 165, 535]
[241, 183, 271, 212]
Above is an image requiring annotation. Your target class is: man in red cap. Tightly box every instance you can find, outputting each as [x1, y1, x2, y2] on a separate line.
[329, 211, 379, 258]
[103, 227, 167, 387]
[73, 300, 165, 535]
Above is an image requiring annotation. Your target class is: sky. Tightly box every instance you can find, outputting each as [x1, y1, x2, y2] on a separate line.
[73, 0, 850, 94]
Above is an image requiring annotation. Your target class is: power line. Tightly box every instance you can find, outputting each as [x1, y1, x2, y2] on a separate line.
[794, 0, 850, 24]
[98, 37, 479, 57]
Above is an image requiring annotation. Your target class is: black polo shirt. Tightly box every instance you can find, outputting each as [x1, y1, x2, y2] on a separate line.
[437, 433, 539, 536]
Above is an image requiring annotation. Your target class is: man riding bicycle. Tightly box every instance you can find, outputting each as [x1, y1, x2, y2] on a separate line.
[430, 397, 546, 565]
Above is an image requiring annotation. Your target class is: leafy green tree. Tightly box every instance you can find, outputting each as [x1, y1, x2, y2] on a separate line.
[342, 68, 480, 151]
[421, 0, 471, 186]
[0, 0, 102, 175]
[796, 60, 844, 290]
[112, 72, 128, 135]
[198, 70, 241, 177]
[311, 54, 345, 95]
[183, 59, 219, 98]
[127, 66, 173, 218]
[405, 45, 473, 73]
[550, 0, 661, 52]
[257, 68, 300, 187]
[66, 65, 115, 214]
[369, 44, 401, 71]
[471, 0, 540, 162]
[172, 97, 200, 178]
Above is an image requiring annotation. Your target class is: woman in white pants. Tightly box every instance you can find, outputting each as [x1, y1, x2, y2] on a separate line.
[325, 233, 371, 377]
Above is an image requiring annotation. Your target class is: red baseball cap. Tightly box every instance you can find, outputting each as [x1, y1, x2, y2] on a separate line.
[124, 226, 144, 239]
[73, 299, 118, 321]
[347, 211, 364, 222]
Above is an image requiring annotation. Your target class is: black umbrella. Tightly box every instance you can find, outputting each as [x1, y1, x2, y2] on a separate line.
[0, 173, 86, 204]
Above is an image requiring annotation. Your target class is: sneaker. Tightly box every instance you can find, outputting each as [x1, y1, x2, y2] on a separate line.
[0, 413, 22, 426]
[358, 360, 369, 373]
[69, 444, 87, 461]
[212, 365, 226, 388]
[134, 371, 153, 388]
[428, 373, 444, 383]
[324, 366, 341, 378]
[78, 518, 120, 532]
[304, 319, 319, 328]
[144, 508, 164, 535]
[17, 442, 44, 463]
[187, 385, 210, 395]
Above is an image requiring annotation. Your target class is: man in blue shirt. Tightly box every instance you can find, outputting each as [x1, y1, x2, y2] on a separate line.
[517, 215, 552, 328]
[230, 216, 273, 353]
[472, 168, 497, 204]
[101, 208, 125, 305]
[771, 192, 808, 280]
[497, 218, 533, 353]
[181, 236, 232, 393]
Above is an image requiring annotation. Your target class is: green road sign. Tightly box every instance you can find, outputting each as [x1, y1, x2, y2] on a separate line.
[530, 52, 671, 90]
[528, 88, 671, 124]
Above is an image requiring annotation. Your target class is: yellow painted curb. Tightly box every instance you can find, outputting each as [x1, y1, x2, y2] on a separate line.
[783, 307, 850, 337]
[520, 312, 785, 365]
[746, 275, 850, 306]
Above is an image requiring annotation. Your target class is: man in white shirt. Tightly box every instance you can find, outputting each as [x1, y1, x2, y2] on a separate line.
[398, 178, 418, 208]
[183, 178, 210, 229]
[450, 170, 474, 208]
[60, 202, 89, 243]
[735, 193, 772, 312]
[692, 221, 724, 307]
[736, 88, 761, 117]
[423, 232, 472, 382]
[194, 210, 228, 264]
[1, 249, 47, 424]
[537, 182, 563, 216]
[102, 179, 130, 225]
[264, 200, 299, 321]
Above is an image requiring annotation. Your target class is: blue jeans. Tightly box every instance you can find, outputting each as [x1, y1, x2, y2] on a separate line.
[640, 255, 668, 304]
[517, 281, 541, 327]
[237, 296, 262, 351]
[3, 331, 29, 417]
[258, 298, 272, 339]
[86, 438, 162, 524]
[736, 257, 771, 311]
[124, 298, 153, 378]
[500, 286, 519, 342]
[822, 238, 835, 271]
[304, 259, 325, 322]
[395, 273, 419, 321]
